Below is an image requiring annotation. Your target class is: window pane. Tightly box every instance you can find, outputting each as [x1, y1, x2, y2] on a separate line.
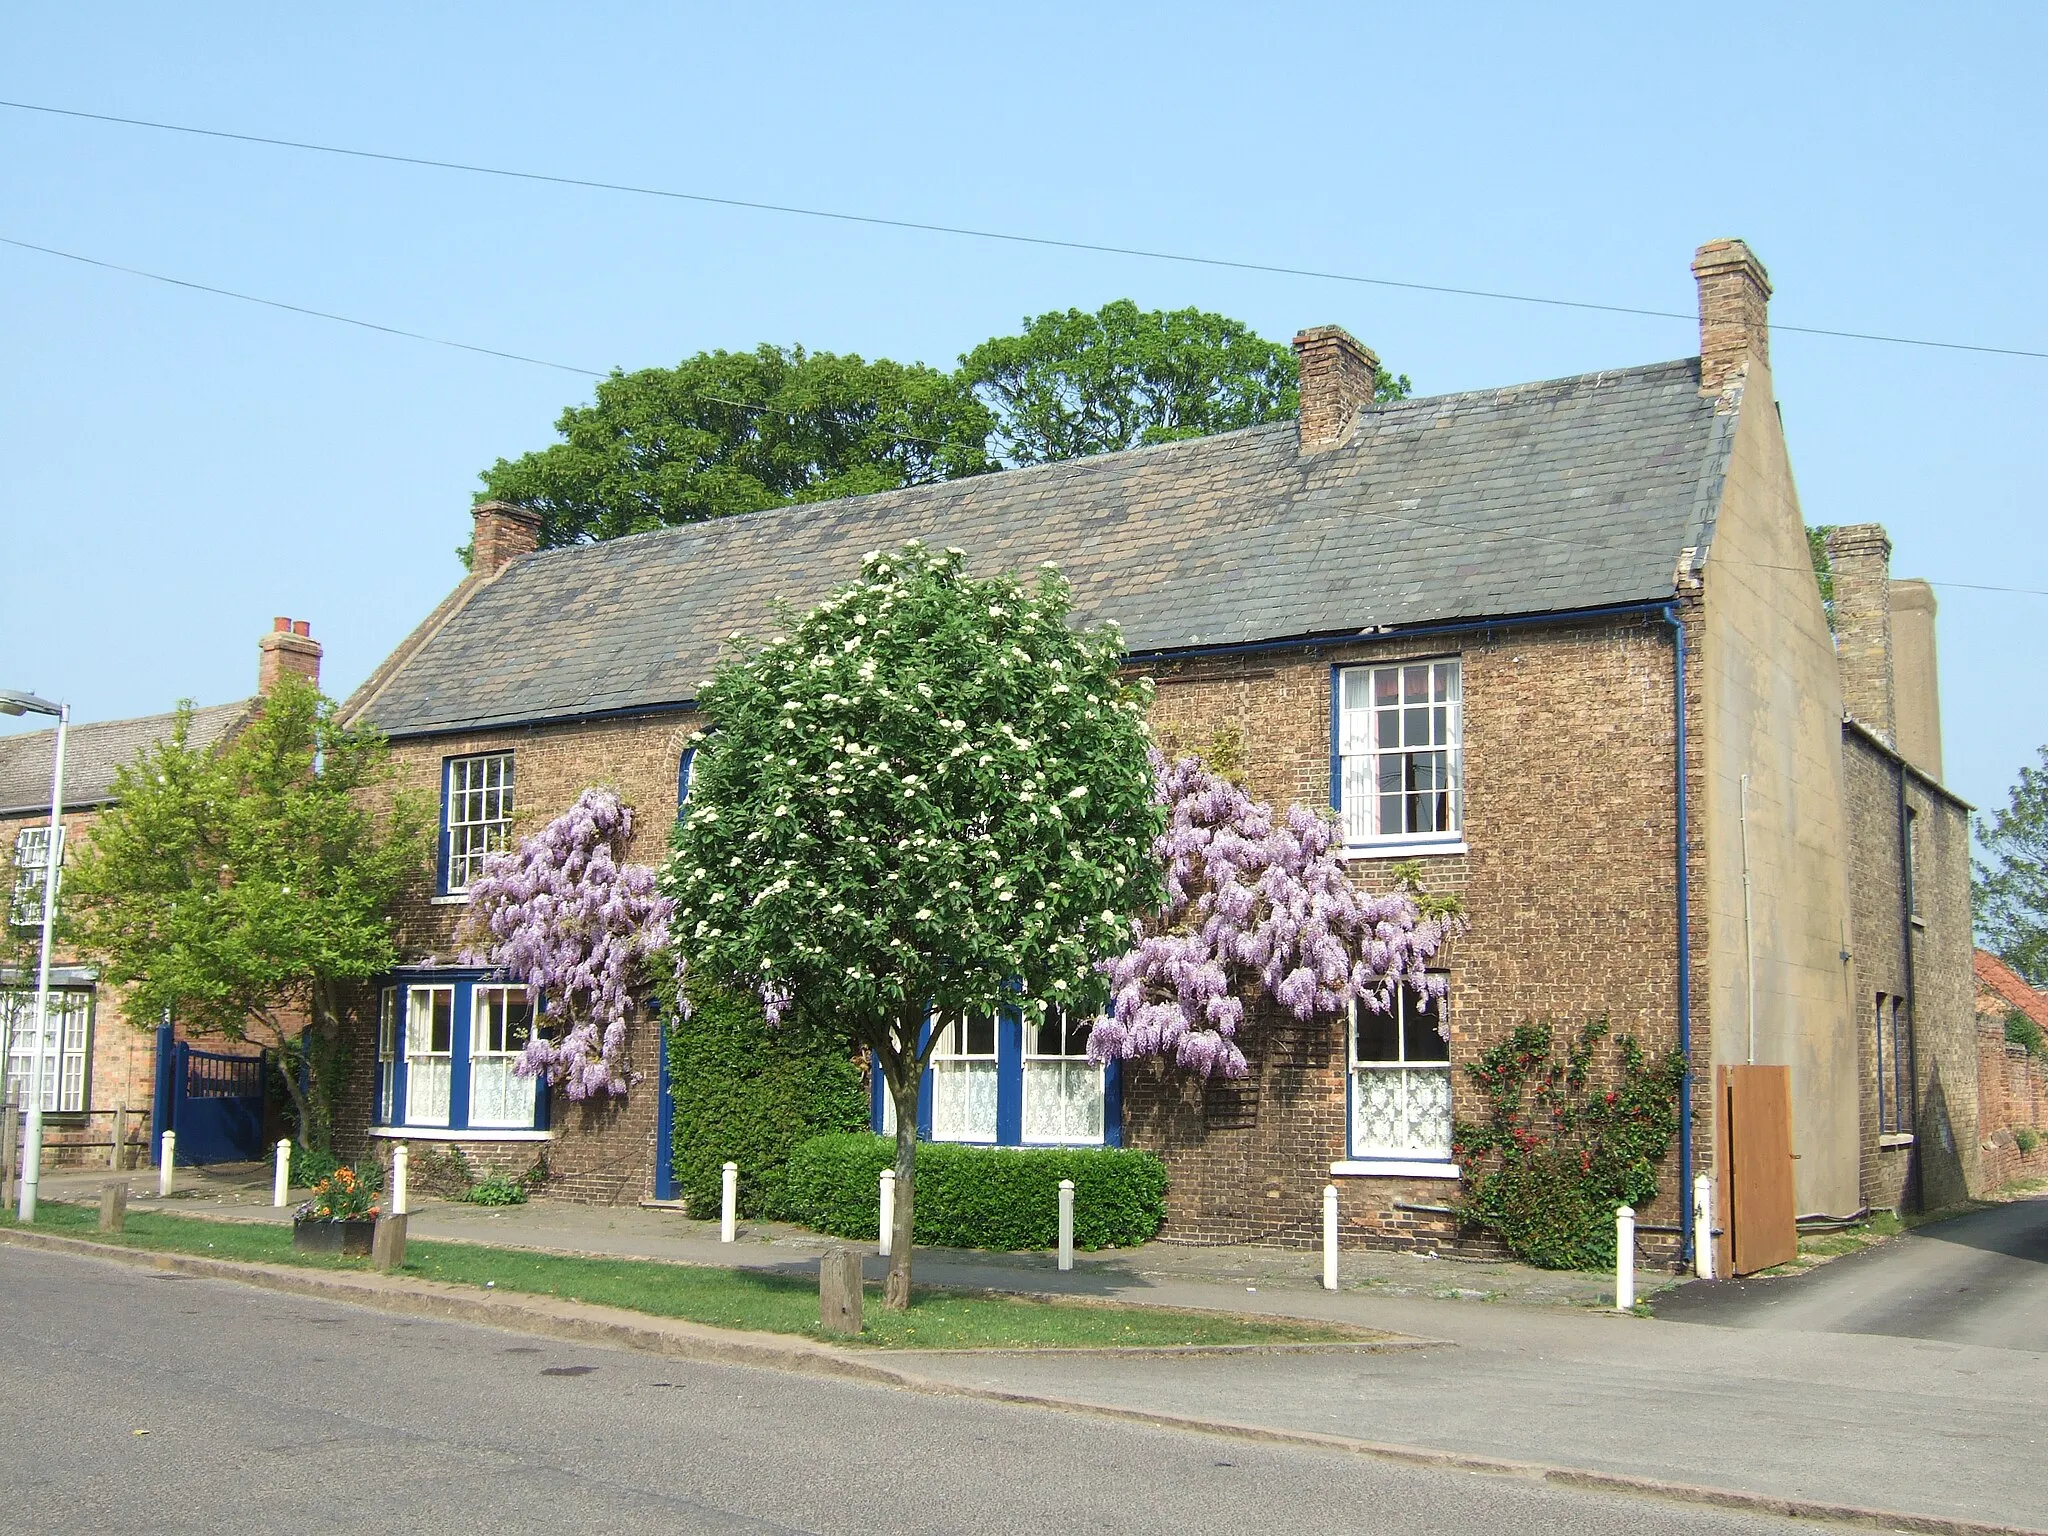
[1354, 1003, 1399, 1063]
[931, 1061, 998, 1142]
[964, 1012, 995, 1057]
[1402, 991, 1450, 1063]
[1374, 669, 1398, 707]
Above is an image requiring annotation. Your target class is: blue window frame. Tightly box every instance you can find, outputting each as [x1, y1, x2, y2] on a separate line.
[373, 970, 547, 1133]
[870, 1006, 1121, 1148]
[677, 746, 696, 814]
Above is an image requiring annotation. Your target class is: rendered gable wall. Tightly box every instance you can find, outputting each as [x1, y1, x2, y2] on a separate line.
[1699, 360, 1861, 1216]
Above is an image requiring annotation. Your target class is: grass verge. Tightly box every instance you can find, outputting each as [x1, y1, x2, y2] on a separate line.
[2, 1203, 1364, 1351]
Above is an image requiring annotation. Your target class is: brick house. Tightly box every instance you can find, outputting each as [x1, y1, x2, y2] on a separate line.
[0, 619, 323, 1167]
[334, 238, 1978, 1255]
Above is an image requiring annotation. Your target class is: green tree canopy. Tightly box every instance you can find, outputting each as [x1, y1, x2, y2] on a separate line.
[960, 299, 1410, 465]
[478, 345, 997, 549]
[1977, 745, 2048, 986]
[662, 541, 1163, 1304]
[62, 676, 432, 1147]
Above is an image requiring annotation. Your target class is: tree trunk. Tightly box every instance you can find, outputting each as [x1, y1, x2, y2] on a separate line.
[273, 1031, 317, 1151]
[885, 1065, 921, 1308]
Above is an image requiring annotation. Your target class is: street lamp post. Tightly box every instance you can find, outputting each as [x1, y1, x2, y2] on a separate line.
[2, 690, 69, 1222]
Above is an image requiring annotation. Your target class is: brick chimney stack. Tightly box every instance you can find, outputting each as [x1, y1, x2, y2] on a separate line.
[1692, 239, 1772, 399]
[257, 617, 322, 695]
[1293, 325, 1380, 450]
[1824, 524, 1895, 745]
[472, 500, 543, 577]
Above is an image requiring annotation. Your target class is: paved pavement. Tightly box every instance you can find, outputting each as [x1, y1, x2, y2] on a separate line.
[1652, 1195, 2048, 1350]
[32, 1165, 2048, 1527]
[0, 1243, 1849, 1536]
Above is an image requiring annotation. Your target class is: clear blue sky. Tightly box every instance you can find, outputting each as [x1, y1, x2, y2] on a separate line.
[4, 5, 2043, 818]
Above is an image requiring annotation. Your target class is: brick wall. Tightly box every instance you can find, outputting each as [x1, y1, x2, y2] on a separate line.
[343, 709, 696, 1204]
[1973, 1004, 2048, 1191]
[1128, 611, 1696, 1254]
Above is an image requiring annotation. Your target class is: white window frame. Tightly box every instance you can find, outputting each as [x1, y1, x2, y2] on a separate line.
[375, 986, 398, 1124]
[1337, 659, 1463, 850]
[1346, 980, 1453, 1164]
[404, 985, 455, 1127]
[10, 825, 59, 930]
[468, 984, 537, 1129]
[1022, 1008, 1106, 1146]
[445, 752, 515, 894]
[929, 1012, 998, 1144]
[2, 985, 92, 1114]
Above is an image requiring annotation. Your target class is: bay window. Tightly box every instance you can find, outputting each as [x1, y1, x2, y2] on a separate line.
[2, 985, 92, 1113]
[1023, 1009, 1105, 1145]
[404, 985, 454, 1126]
[930, 1012, 998, 1143]
[469, 985, 536, 1128]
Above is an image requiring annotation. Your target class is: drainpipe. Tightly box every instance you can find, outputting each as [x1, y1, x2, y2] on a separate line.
[1895, 760, 1920, 1209]
[1741, 772, 1756, 1065]
[1660, 604, 1695, 1268]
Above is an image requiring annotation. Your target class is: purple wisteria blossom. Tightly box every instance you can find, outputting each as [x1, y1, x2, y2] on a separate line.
[1092, 751, 1458, 1079]
[460, 789, 674, 1100]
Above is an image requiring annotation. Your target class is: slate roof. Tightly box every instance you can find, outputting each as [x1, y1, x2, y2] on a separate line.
[0, 700, 254, 816]
[350, 358, 1730, 738]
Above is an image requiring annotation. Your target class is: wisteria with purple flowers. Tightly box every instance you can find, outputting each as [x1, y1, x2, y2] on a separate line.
[1092, 751, 1459, 1079]
[459, 788, 674, 1099]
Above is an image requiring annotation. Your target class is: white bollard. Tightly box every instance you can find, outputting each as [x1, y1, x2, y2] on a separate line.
[158, 1131, 176, 1197]
[1693, 1174, 1716, 1281]
[1323, 1183, 1341, 1291]
[392, 1143, 410, 1216]
[273, 1139, 291, 1207]
[1615, 1205, 1636, 1311]
[720, 1160, 738, 1243]
[1057, 1178, 1075, 1272]
[878, 1168, 895, 1257]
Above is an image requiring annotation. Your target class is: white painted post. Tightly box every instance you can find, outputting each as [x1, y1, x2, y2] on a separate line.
[1323, 1183, 1341, 1291]
[1615, 1205, 1636, 1311]
[878, 1168, 895, 1257]
[1693, 1174, 1716, 1281]
[1057, 1179, 1075, 1272]
[273, 1139, 291, 1207]
[720, 1160, 738, 1243]
[392, 1144, 410, 1216]
[157, 1131, 175, 1197]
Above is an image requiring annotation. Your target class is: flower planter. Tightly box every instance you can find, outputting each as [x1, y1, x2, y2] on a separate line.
[292, 1217, 376, 1257]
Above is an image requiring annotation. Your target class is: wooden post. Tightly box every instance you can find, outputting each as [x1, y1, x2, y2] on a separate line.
[1615, 1205, 1636, 1311]
[99, 1180, 128, 1233]
[819, 1245, 863, 1336]
[1057, 1179, 1075, 1272]
[109, 1105, 128, 1171]
[371, 1212, 408, 1272]
[1322, 1183, 1340, 1291]
[158, 1131, 175, 1196]
[720, 1161, 738, 1243]
[1, 1092, 18, 1209]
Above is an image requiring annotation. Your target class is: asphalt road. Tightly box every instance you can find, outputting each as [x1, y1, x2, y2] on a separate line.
[1653, 1195, 2048, 1349]
[0, 1245, 1818, 1536]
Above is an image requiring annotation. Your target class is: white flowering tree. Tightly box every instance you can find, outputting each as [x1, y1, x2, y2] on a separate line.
[460, 789, 674, 1099]
[662, 542, 1162, 1306]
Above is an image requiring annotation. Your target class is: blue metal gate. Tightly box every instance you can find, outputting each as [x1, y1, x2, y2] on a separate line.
[152, 1024, 268, 1164]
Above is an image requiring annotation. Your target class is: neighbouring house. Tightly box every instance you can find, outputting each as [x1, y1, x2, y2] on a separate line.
[333, 238, 1980, 1257]
[1972, 950, 2048, 1189]
[0, 619, 324, 1167]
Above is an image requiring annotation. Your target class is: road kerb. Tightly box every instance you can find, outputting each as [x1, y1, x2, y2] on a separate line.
[3, 1226, 2040, 1536]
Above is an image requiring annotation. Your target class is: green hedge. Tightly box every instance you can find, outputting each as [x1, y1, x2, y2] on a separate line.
[785, 1134, 1167, 1250]
[665, 981, 870, 1222]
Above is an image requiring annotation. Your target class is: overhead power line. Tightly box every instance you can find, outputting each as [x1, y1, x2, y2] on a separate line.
[2, 236, 2040, 600]
[5, 97, 2046, 363]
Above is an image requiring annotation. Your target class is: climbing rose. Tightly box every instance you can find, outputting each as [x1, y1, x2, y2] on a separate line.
[1092, 751, 1456, 1078]
[460, 788, 674, 1099]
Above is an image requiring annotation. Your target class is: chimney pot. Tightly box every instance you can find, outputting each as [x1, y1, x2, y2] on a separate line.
[1692, 239, 1772, 400]
[1292, 325, 1380, 450]
[257, 615, 324, 695]
[472, 500, 543, 577]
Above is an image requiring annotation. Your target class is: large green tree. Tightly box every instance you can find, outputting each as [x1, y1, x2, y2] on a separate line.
[62, 676, 433, 1148]
[662, 542, 1163, 1305]
[1977, 746, 2048, 986]
[477, 345, 996, 549]
[960, 299, 1410, 465]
